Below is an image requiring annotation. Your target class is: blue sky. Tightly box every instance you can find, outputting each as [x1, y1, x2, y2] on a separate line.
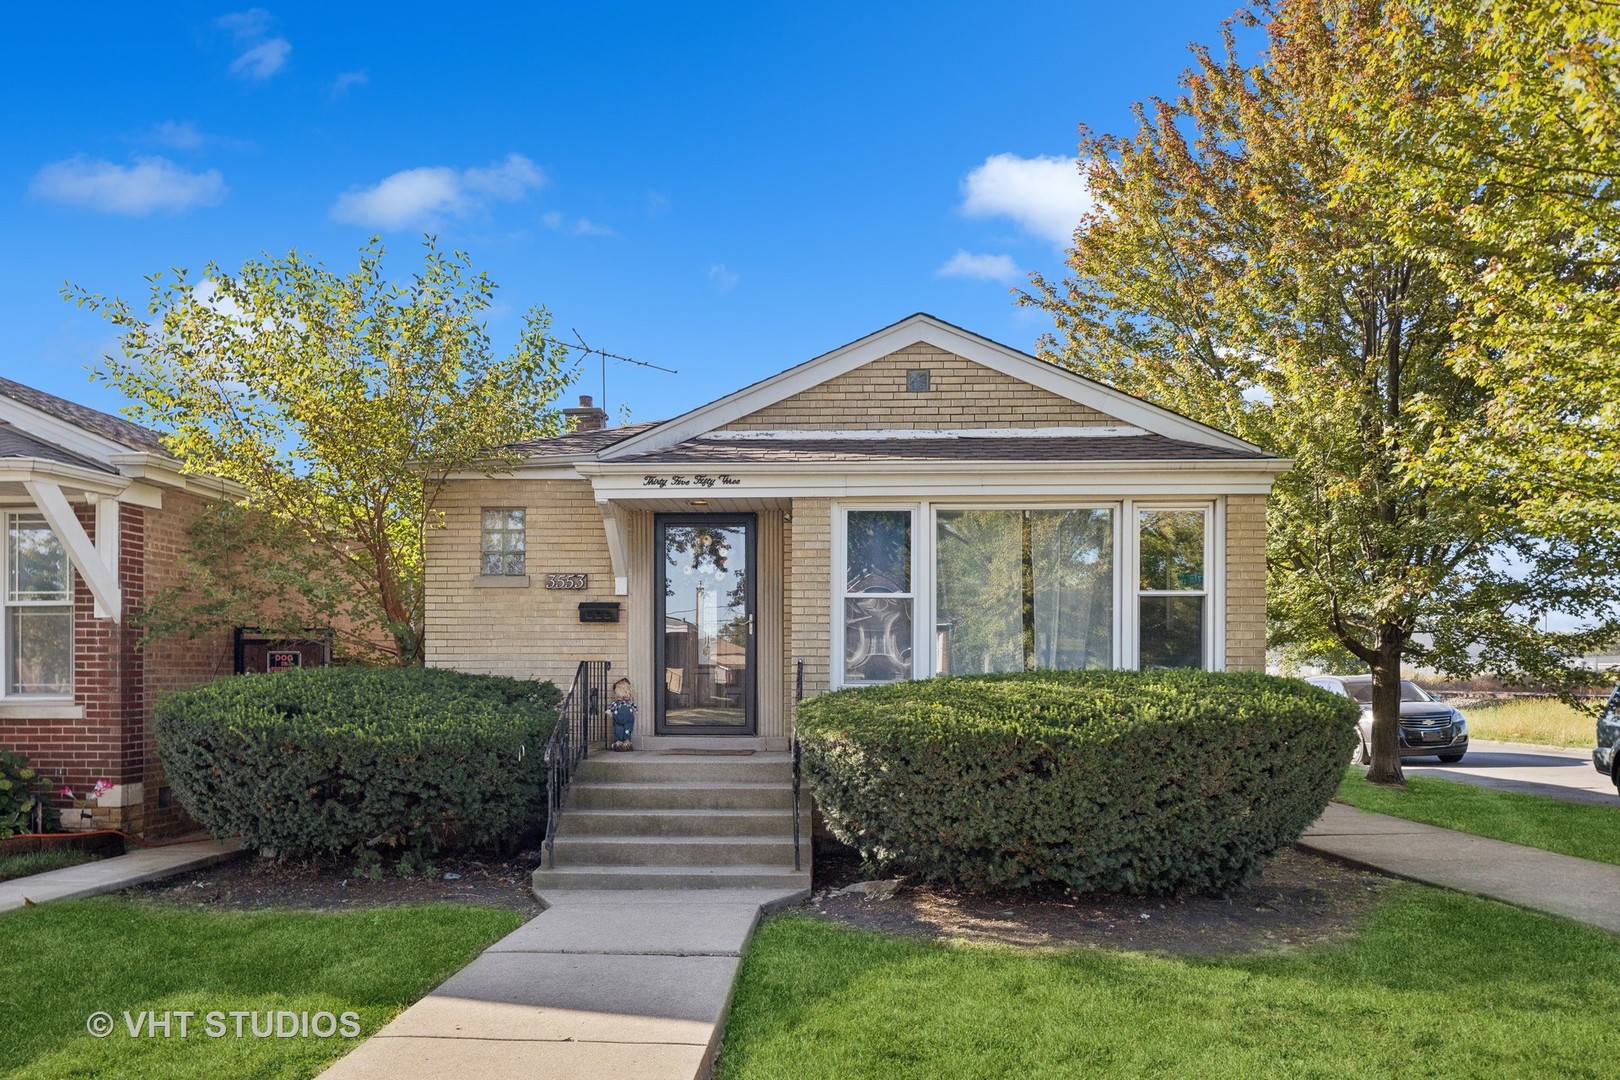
[5, 1, 1239, 424]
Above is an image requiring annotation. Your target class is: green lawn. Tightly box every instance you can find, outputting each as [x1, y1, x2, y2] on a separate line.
[719, 889, 1620, 1080]
[1336, 769, 1620, 866]
[1464, 697, 1597, 748]
[0, 848, 95, 883]
[0, 898, 521, 1079]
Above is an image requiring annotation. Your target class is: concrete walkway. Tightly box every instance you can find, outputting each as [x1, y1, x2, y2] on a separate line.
[318, 886, 806, 1080]
[1300, 801, 1620, 934]
[0, 836, 243, 914]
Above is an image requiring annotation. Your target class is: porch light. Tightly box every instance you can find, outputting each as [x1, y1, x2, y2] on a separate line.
[689, 499, 710, 506]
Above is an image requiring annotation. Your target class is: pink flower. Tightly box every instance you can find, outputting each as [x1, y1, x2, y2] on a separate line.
[60, 785, 74, 798]
[90, 779, 113, 800]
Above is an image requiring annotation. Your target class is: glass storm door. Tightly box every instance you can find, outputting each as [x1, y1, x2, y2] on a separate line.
[655, 515, 757, 735]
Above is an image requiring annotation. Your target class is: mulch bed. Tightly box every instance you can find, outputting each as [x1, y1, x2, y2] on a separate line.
[121, 850, 545, 916]
[802, 841, 1395, 955]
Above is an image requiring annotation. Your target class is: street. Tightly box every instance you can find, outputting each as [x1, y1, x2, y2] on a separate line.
[1403, 739, 1617, 806]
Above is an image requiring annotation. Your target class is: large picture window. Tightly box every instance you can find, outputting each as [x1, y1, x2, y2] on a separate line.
[841, 510, 914, 684]
[1137, 508, 1208, 669]
[935, 509, 1113, 674]
[4, 513, 73, 696]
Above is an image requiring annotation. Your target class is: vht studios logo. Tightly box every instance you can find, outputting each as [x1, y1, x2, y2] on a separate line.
[86, 1010, 361, 1039]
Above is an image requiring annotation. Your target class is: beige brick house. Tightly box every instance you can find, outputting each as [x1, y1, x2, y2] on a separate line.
[427, 314, 1287, 749]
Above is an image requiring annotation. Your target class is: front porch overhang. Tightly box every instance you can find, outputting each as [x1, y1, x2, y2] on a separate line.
[1, 459, 130, 621]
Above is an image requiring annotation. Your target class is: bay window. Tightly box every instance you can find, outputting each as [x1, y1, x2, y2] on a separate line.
[5, 513, 73, 696]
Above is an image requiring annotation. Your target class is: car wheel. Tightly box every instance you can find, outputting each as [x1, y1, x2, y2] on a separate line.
[1438, 753, 1464, 764]
[1351, 733, 1369, 766]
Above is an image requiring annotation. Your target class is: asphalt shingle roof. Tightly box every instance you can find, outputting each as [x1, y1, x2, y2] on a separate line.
[0, 423, 115, 472]
[0, 375, 171, 454]
[614, 434, 1271, 465]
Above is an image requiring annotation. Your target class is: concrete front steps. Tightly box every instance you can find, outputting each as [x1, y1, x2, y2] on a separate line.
[533, 749, 811, 893]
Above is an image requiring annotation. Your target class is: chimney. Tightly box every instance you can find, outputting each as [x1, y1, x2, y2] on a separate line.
[562, 394, 608, 433]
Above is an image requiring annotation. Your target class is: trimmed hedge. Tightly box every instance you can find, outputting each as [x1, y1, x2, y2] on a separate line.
[798, 669, 1357, 894]
[155, 667, 560, 859]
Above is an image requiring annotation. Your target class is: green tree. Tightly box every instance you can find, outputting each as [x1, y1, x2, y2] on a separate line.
[1025, 0, 1620, 782]
[1358, 0, 1620, 551]
[68, 236, 572, 664]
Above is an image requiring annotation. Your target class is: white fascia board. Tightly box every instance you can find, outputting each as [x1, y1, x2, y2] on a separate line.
[23, 480, 122, 622]
[704, 426, 1151, 440]
[599, 314, 1265, 459]
[0, 398, 133, 465]
[578, 459, 1291, 500]
[106, 453, 244, 501]
[0, 459, 132, 498]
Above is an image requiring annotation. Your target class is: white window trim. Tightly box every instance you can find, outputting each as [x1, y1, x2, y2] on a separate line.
[1132, 502, 1223, 671]
[2, 510, 75, 701]
[832, 497, 1227, 688]
[831, 503, 924, 688]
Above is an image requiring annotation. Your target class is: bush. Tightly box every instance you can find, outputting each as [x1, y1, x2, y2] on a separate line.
[155, 667, 560, 860]
[0, 749, 61, 838]
[798, 669, 1357, 894]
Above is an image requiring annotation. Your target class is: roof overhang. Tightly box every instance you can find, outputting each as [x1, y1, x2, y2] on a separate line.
[578, 457, 1292, 500]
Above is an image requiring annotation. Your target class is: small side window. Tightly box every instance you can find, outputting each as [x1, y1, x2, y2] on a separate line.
[480, 509, 526, 576]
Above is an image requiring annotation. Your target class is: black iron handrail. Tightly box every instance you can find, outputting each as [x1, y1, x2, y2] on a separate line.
[793, 658, 804, 872]
[543, 659, 612, 869]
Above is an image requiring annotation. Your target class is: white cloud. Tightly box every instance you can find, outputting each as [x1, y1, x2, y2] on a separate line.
[330, 154, 545, 229]
[543, 211, 614, 237]
[708, 264, 739, 292]
[149, 121, 204, 150]
[214, 9, 288, 81]
[960, 153, 1093, 246]
[937, 250, 1020, 282]
[215, 8, 273, 40]
[29, 156, 226, 215]
[330, 70, 368, 97]
[230, 37, 290, 80]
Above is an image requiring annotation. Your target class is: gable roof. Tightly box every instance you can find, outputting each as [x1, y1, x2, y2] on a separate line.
[0, 422, 114, 472]
[595, 313, 1268, 462]
[0, 375, 171, 455]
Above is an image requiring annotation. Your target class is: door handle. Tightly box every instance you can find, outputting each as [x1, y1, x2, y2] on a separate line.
[747, 614, 755, 637]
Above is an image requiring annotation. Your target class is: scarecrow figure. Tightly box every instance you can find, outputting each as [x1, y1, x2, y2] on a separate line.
[608, 678, 637, 751]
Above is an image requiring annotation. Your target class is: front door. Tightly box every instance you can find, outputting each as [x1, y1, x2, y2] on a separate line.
[655, 514, 757, 735]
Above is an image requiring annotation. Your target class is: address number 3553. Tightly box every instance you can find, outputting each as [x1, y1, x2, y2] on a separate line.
[545, 573, 588, 590]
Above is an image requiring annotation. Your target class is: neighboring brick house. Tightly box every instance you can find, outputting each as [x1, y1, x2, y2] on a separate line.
[427, 314, 1288, 748]
[0, 376, 237, 835]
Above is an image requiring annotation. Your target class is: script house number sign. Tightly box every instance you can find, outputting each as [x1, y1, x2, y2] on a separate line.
[546, 573, 589, 590]
[641, 474, 742, 489]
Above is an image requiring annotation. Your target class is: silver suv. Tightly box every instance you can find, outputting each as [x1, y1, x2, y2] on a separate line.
[1306, 675, 1469, 764]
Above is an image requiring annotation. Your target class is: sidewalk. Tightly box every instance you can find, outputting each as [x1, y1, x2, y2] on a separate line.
[1300, 801, 1620, 935]
[0, 836, 243, 914]
[318, 885, 807, 1080]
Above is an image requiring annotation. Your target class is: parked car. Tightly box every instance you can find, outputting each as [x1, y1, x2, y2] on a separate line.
[1593, 686, 1620, 793]
[1305, 675, 1469, 764]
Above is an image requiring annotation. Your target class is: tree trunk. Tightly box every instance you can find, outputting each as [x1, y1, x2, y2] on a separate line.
[1365, 625, 1406, 785]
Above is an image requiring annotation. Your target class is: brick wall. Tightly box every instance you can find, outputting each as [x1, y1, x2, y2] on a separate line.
[785, 498, 832, 701]
[1224, 494, 1268, 673]
[424, 478, 628, 690]
[0, 491, 234, 836]
[720, 344, 1120, 431]
[140, 489, 234, 834]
